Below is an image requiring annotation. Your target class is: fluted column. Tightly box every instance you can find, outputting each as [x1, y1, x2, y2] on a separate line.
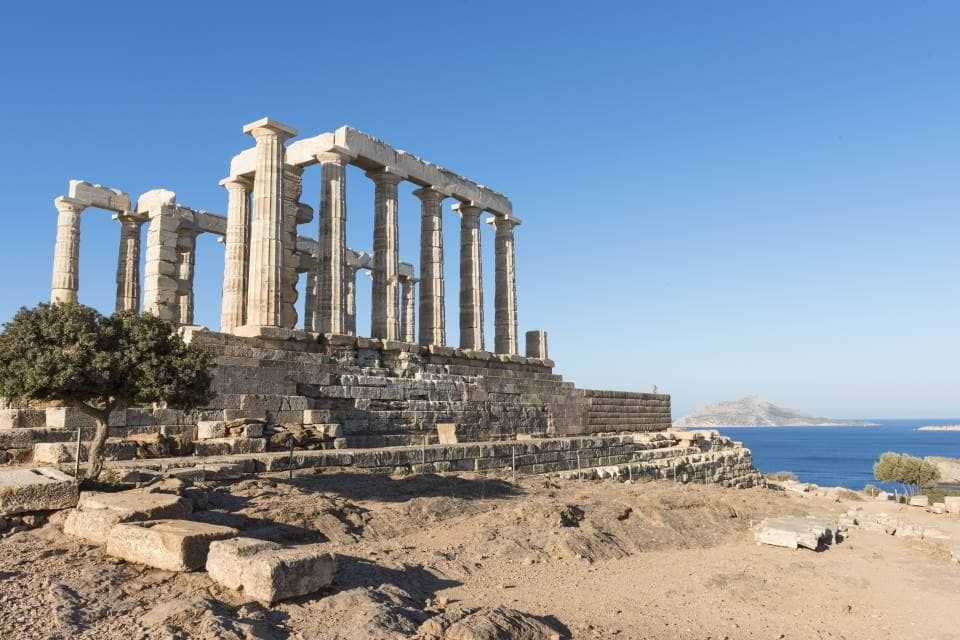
[303, 267, 318, 332]
[281, 165, 303, 329]
[413, 187, 445, 346]
[455, 203, 484, 350]
[367, 169, 403, 340]
[400, 275, 417, 343]
[242, 118, 297, 331]
[114, 216, 142, 313]
[315, 148, 351, 333]
[219, 176, 252, 332]
[490, 216, 520, 355]
[345, 265, 359, 336]
[51, 196, 86, 304]
[177, 233, 196, 325]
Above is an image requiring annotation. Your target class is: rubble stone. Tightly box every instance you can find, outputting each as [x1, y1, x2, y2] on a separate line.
[909, 495, 930, 508]
[754, 517, 835, 550]
[63, 490, 191, 544]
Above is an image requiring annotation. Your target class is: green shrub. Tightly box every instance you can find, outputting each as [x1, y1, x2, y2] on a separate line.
[873, 452, 941, 494]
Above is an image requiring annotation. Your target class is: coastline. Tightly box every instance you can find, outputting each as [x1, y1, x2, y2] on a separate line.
[917, 425, 960, 432]
[677, 422, 880, 429]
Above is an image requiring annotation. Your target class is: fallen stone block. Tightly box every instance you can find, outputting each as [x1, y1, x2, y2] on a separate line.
[206, 537, 336, 604]
[754, 517, 835, 550]
[202, 462, 244, 481]
[165, 467, 206, 482]
[0, 467, 78, 516]
[944, 496, 960, 513]
[63, 490, 191, 545]
[909, 495, 930, 508]
[106, 519, 238, 571]
[932, 502, 946, 514]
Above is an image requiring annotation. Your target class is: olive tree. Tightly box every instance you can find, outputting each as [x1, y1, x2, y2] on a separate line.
[0, 303, 213, 478]
[873, 451, 940, 496]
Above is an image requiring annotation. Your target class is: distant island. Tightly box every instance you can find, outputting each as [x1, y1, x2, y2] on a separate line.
[673, 395, 877, 428]
[917, 425, 960, 431]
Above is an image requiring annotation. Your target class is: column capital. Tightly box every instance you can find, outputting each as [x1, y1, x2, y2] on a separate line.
[452, 201, 483, 220]
[412, 185, 448, 203]
[219, 175, 254, 191]
[315, 145, 355, 165]
[242, 117, 298, 142]
[114, 210, 147, 225]
[486, 215, 521, 230]
[365, 167, 405, 185]
[54, 196, 86, 214]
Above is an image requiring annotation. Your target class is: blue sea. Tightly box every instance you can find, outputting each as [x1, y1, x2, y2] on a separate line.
[717, 419, 960, 490]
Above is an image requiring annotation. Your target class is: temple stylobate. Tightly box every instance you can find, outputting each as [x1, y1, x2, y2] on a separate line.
[47, 118, 522, 356]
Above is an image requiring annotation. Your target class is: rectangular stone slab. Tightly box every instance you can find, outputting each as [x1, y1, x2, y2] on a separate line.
[106, 520, 238, 571]
[63, 490, 192, 544]
[0, 467, 78, 516]
[206, 537, 335, 604]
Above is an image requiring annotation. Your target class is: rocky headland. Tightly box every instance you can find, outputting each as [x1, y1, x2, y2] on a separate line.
[674, 395, 877, 428]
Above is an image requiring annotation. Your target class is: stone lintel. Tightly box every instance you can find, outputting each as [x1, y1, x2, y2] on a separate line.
[398, 262, 416, 280]
[242, 117, 298, 140]
[68, 180, 132, 212]
[486, 214, 522, 228]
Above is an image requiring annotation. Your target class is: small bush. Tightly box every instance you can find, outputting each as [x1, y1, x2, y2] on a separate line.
[863, 484, 881, 497]
[873, 452, 940, 494]
[837, 489, 863, 502]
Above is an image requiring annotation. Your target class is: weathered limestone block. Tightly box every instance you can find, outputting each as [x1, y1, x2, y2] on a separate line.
[63, 490, 192, 544]
[206, 537, 336, 604]
[944, 496, 960, 513]
[194, 437, 266, 457]
[106, 520, 238, 571]
[909, 495, 930, 507]
[436, 423, 461, 445]
[32, 443, 78, 464]
[0, 467, 78, 516]
[0, 409, 46, 429]
[753, 517, 834, 550]
[197, 421, 226, 440]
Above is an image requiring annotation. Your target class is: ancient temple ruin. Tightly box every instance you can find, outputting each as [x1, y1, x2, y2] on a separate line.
[24, 118, 760, 485]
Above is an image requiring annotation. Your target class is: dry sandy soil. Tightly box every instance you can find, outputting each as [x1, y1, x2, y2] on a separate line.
[1, 470, 958, 639]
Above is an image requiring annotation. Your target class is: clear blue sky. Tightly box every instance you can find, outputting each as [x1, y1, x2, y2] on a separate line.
[1, 1, 958, 419]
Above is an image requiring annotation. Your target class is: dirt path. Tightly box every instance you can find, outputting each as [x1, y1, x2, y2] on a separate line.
[0, 472, 957, 639]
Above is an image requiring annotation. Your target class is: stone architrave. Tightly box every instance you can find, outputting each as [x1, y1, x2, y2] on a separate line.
[115, 215, 143, 313]
[490, 216, 520, 355]
[241, 118, 297, 331]
[367, 169, 403, 340]
[281, 165, 303, 329]
[315, 147, 351, 334]
[177, 233, 197, 325]
[219, 175, 252, 333]
[51, 196, 86, 303]
[399, 274, 416, 343]
[455, 202, 484, 350]
[413, 187, 445, 346]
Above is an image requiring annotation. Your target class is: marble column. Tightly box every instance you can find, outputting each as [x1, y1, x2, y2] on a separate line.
[177, 234, 196, 325]
[242, 118, 297, 331]
[366, 169, 402, 340]
[400, 275, 417, 343]
[454, 203, 484, 350]
[491, 216, 520, 355]
[219, 176, 252, 333]
[281, 165, 303, 329]
[315, 148, 351, 334]
[345, 265, 359, 336]
[303, 266, 318, 333]
[51, 196, 86, 304]
[413, 187, 445, 346]
[115, 215, 143, 313]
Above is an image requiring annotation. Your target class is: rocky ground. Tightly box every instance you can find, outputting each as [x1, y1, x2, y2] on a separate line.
[1, 470, 959, 639]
